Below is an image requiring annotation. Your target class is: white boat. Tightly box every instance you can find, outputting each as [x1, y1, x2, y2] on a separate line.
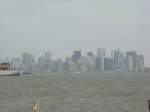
[0, 70, 21, 76]
[0, 63, 21, 76]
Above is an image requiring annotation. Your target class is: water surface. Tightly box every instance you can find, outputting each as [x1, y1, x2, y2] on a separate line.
[0, 72, 149, 112]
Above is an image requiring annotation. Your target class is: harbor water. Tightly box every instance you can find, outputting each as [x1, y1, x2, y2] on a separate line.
[0, 72, 149, 112]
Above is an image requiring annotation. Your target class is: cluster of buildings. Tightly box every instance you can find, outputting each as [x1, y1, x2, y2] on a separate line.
[0, 48, 145, 74]
[63, 49, 145, 73]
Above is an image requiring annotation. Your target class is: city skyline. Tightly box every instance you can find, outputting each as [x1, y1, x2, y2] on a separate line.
[0, 48, 146, 65]
[0, 0, 150, 66]
[0, 48, 146, 73]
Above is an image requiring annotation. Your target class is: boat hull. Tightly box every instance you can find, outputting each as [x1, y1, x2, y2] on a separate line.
[0, 70, 21, 76]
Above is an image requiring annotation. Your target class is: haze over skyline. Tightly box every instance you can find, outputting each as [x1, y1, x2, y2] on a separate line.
[0, 0, 150, 66]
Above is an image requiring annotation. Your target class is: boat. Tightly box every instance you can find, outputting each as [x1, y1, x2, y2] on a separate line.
[0, 70, 21, 76]
[0, 63, 21, 76]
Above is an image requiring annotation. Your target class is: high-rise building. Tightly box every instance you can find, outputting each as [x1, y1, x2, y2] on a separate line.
[22, 53, 34, 65]
[86, 52, 96, 71]
[22, 53, 35, 73]
[10, 58, 21, 71]
[45, 52, 52, 63]
[126, 55, 134, 71]
[126, 51, 137, 72]
[72, 50, 81, 64]
[104, 58, 113, 71]
[111, 50, 125, 71]
[80, 57, 88, 72]
[63, 57, 71, 71]
[137, 55, 144, 72]
[96, 48, 105, 71]
[52, 58, 63, 72]
[44, 52, 52, 72]
[64, 57, 78, 72]
[87, 52, 93, 57]
[37, 56, 45, 73]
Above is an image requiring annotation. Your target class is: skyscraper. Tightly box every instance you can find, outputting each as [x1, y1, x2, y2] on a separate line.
[87, 52, 93, 57]
[96, 48, 105, 71]
[52, 58, 63, 72]
[72, 50, 81, 64]
[80, 57, 88, 72]
[45, 52, 52, 63]
[126, 55, 134, 71]
[22, 53, 35, 73]
[37, 56, 45, 73]
[111, 50, 125, 71]
[44, 52, 52, 72]
[63, 57, 71, 71]
[64, 57, 78, 72]
[104, 58, 113, 71]
[137, 55, 145, 72]
[10, 58, 21, 71]
[126, 51, 137, 72]
[86, 52, 96, 71]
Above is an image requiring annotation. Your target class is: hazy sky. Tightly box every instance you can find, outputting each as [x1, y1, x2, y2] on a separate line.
[0, 0, 150, 66]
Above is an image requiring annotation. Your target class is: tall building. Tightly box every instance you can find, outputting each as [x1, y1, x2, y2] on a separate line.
[126, 51, 137, 72]
[72, 50, 81, 64]
[137, 55, 144, 72]
[86, 52, 96, 71]
[10, 58, 21, 71]
[96, 57, 100, 70]
[22, 53, 34, 65]
[63, 57, 70, 71]
[44, 52, 52, 72]
[96, 48, 105, 71]
[111, 50, 125, 71]
[126, 55, 134, 71]
[37, 56, 45, 73]
[45, 52, 52, 63]
[104, 58, 113, 71]
[52, 58, 63, 72]
[64, 57, 78, 72]
[80, 57, 88, 72]
[22, 53, 35, 73]
[87, 52, 93, 57]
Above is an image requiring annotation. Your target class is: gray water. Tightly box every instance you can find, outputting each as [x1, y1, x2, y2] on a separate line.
[0, 72, 150, 112]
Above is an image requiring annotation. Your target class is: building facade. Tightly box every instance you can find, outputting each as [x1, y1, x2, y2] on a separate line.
[72, 50, 81, 64]
[137, 55, 144, 72]
[126, 51, 137, 72]
[96, 48, 105, 71]
[111, 50, 125, 71]
[22, 53, 35, 73]
[10, 58, 21, 71]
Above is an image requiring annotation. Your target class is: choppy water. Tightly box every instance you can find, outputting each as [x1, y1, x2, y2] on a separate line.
[0, 72, 150, 112]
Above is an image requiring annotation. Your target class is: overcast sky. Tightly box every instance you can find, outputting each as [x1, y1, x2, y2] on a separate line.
[0, 0, 150, 66]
